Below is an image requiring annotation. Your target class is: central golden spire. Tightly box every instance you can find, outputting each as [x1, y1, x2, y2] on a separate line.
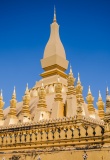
[41, 7, 68, 78]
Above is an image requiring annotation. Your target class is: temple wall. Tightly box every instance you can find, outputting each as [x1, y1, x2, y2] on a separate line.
[0, 148, 110, 160]
[0, 125, 104, 150]
[0, 120, 108, 160]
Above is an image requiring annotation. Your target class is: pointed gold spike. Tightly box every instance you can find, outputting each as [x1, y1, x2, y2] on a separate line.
[53, 5, 57, 22]
[0, 89, 3, 97]
[106, 86, 109, 95]
[99, 90, 102, 98]
[13, 86, 16, 96]
[78, 73, 81, 83]
[25, 83, 28, 92]
[88, 85, 91, 94]
[70, 64, 73, 74]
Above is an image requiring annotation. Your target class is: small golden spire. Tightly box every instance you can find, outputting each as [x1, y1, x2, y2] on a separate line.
[53, 5, 57, 22]
[86, 86, 95, 114]
[67, 65, 76, 95]
[0, 89, 5, 120]
[22, 83, 30, 116]
[76, 73, 84, 103]
[9, 86, 17, 117]
[97, 90, 104, 119]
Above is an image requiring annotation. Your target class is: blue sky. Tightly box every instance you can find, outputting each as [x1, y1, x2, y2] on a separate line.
[0, 0, 110, 108]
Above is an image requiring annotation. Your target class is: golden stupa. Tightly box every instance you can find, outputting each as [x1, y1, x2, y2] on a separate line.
[0, 8, 110, 160]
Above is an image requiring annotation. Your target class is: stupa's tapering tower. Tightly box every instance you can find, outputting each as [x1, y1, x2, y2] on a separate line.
[41, 7, 68, 79]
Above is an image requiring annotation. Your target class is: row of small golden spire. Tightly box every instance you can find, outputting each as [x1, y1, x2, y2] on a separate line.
[0, 66, 108, 121]
[69, 65, 109, 97]
[0, 65, 108, 106]
[69, 65, 107, 119]
[0, 67, 108, 106]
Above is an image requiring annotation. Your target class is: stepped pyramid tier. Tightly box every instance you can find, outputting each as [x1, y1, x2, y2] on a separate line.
[41, 7, 68, 78]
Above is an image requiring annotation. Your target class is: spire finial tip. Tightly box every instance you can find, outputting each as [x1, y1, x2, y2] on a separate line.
[88, 85, 91, 94]
[26, 83, 29, 92]
[0, 89, 3, 97]
[78, 72, 80, 82]
[70, 64, 72, 74]
[13, 86, 16, 95]
[107, 86, 109, 92]
[106, 86, 109, 96]
[99, 90, 102, 98]
[53, 5, 56, 22]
